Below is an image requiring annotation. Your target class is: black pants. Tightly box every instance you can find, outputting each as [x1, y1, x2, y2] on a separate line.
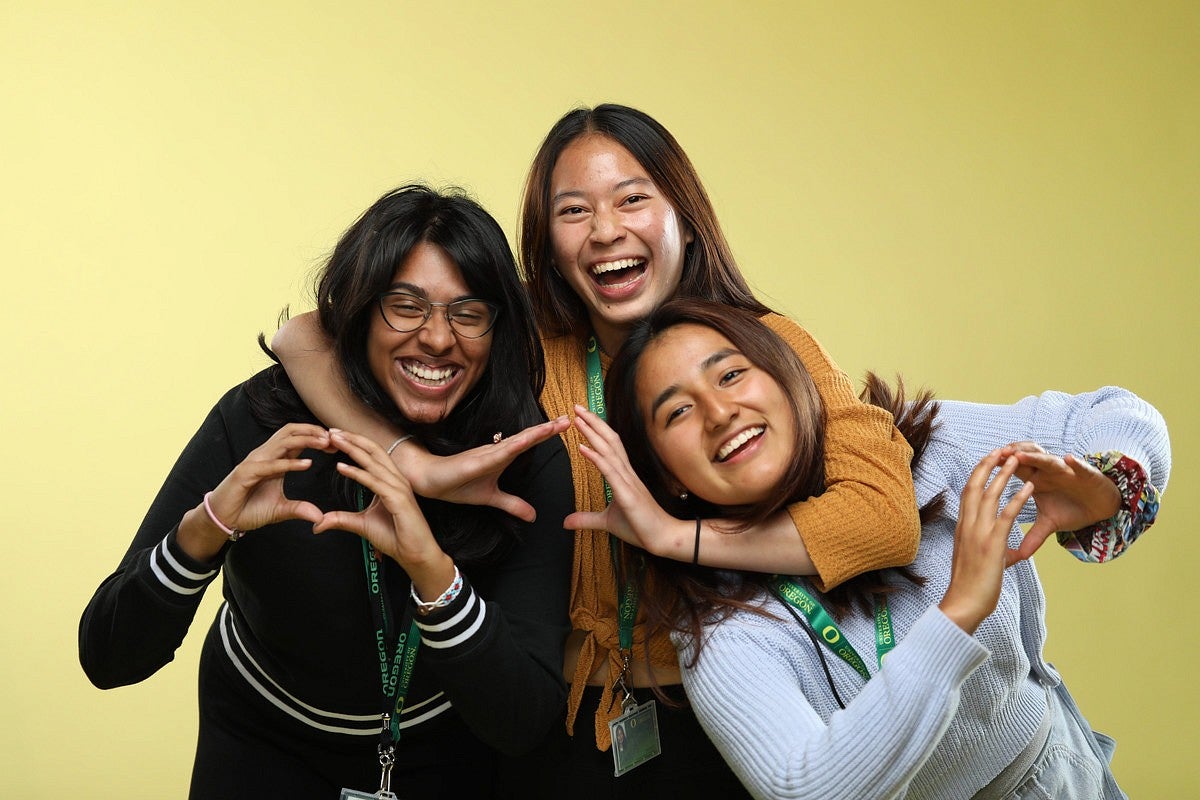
[497, 684, 751, 799]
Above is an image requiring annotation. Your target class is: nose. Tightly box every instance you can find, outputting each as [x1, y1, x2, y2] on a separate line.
[699, 391, 737, 431]
[589, 205, 625, 245]
[416, 309, 456, 354]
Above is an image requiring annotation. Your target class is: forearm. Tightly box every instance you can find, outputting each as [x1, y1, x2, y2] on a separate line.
[766, 316, 921, 589]
[273, 310, 400, 446]
[646, 511, 816, 575]
[79, 529, 219, 688]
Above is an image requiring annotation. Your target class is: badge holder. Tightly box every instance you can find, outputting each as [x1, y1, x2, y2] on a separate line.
[609, 653, 662, 776]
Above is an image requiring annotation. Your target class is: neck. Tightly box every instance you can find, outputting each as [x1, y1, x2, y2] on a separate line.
[589, 320, 629, 358]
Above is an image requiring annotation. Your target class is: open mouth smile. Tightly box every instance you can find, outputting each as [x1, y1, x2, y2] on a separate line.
[716, 426, 765, 462]
[401, 359, 460, 387]
[590, 257, 647, 288]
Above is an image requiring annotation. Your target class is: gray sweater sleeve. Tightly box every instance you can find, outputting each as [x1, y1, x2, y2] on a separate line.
[681, 606, 987, 800]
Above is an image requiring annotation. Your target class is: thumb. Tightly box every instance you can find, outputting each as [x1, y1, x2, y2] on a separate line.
[314, 510, 365, 536]
[564, 510, 607, 532]
[1007, 518, 1056, 566]
[279, 500, 325, 526]
[489, 490, 537, 523]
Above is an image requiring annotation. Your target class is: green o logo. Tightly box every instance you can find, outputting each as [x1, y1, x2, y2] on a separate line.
[822, 626, 840, 644]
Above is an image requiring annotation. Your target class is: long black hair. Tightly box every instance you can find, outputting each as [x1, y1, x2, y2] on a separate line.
[248, 185, 546, 565]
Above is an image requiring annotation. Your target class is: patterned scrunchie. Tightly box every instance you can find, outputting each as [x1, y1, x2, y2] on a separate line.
[1057, 451, 1161, 563]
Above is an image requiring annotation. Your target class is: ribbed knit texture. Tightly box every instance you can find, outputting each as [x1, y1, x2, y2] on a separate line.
[541, 315, 922, 749]
[675, 386, 1170, 799]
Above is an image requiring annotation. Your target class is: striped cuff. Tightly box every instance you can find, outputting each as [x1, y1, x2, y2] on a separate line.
[414, 578, 486, 651]
[147, 529, 221, 598]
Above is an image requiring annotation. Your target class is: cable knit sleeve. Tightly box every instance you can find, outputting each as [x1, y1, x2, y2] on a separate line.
[917, 386, 1171, 529]
[763, 315, 920, 591]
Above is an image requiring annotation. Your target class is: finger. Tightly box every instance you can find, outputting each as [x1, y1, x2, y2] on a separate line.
[564, 510, 607, 532]
[1008, 516, 1055, 566]
[278, 499, 325, 526]
[236, 457, 315, 483]
[271, 425, 334, 454]
[979, 455, 1021, 515]
[335, 461, 411, 509]
[314, 510, 365, 536]
[960, 450, 1004, 527]
[575, 404, 623, 448]
[330, 430, 400, 476]
[496, 416, 570, 454]
[487, 491, 537, 523]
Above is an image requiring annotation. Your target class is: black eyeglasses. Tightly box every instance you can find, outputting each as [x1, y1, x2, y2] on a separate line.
[377, 292, 500, 339]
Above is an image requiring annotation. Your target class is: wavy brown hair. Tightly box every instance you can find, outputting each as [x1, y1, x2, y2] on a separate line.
[605, 299, 942, 664]
[519, 104, 770, 340]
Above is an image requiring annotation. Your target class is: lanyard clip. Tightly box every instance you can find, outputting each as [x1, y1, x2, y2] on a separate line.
[611, 650, 637, 713]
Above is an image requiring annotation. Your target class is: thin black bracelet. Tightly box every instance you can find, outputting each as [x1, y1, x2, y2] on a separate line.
[692, 517, 702, 565]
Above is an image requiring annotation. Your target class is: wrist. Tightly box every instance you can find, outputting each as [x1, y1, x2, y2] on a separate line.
[408, 552, 457, 604]
[178, 505, 232, 563]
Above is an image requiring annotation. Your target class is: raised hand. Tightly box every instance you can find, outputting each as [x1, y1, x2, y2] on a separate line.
[398, 415, 570, 522]
[181, 424, 333, 561]
[938, 451, 1035, 634]
[998, 442, 1121, 565]
[317, 429, 455, 598]
[565, 405, 689, 556]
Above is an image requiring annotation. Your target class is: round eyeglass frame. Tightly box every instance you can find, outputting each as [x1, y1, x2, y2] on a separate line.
[377, 292, 500, 339]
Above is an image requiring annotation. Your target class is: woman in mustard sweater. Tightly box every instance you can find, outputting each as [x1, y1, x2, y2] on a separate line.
[273, 104, 918, 796]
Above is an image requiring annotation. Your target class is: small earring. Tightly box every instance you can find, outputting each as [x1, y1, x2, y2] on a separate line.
[679, 491, 689, 501]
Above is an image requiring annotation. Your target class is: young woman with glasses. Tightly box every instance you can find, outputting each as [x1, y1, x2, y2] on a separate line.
[79, 185, 574, 799]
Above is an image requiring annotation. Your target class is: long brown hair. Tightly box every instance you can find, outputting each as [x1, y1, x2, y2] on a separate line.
[605, 299, 942, 664]
[519, 104, 770, 340]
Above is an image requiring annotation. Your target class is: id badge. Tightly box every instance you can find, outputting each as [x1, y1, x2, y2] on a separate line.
[340, 790, 398, 799]
[609, 699, 662, 776]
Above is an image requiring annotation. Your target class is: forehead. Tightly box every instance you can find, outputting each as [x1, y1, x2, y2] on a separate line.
[551, 134, 648, 190]
[389, 241, 471, 296]
[635, 324, 736, 396]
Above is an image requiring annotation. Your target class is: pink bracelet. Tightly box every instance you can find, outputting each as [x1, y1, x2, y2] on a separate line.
[203, 491, 245, 543]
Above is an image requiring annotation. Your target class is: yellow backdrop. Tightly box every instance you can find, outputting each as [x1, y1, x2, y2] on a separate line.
[3, 2, 1195, 796]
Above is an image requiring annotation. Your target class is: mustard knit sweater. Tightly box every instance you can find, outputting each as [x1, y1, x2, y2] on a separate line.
[540, 314, 920, 748]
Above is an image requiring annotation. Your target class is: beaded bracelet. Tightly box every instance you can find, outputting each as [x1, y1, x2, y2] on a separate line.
[411, 564, 463, 614]
[202, 491, 245, 543]
[1057, 451, 1161, 563]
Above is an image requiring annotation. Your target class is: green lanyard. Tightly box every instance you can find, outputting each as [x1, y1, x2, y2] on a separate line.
[584, 336, 639, 654]
[768, 576, 896, 682]
[357, 488, 421, 743]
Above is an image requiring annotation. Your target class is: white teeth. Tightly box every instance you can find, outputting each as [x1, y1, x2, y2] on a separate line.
[403, 362, 457, 384]
[591, 257, 643, 275]
[717, 427, 764, 461]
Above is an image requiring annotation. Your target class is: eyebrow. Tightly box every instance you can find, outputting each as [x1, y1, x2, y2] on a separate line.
[551, 177, 655, 207]
[647, 348, 739, 420]
[384, 282, 476, 303]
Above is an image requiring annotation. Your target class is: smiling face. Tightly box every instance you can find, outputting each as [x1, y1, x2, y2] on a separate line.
[549, 134, 693, 354]
[635, 323, 797, 507]
[367, 241, 493, 424]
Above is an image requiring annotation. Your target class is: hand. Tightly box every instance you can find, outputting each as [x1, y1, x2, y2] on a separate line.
[181, 424, 333, 561]
[938, 451, 1035, 634]
[208, 423, 333, 531]
[316, 430, 449, 575]
[999, 442, 1121, 564]
[564, 405, 689, 557]
[396, 416, 570, 522]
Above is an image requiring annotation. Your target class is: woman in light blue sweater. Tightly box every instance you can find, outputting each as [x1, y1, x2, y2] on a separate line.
[568, 298, 1168, 799]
